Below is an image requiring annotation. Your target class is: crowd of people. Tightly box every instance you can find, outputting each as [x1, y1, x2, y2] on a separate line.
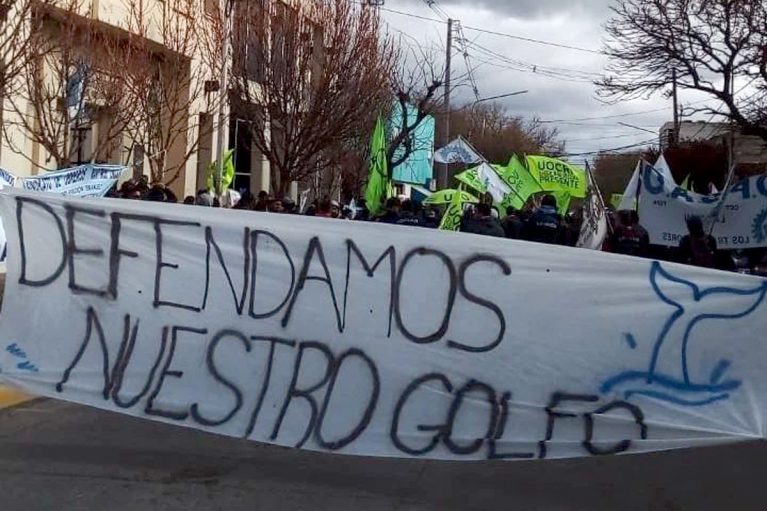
[111, 177, 767, 276]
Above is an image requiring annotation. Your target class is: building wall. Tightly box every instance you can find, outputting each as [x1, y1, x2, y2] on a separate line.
[0, 0, 234, 198]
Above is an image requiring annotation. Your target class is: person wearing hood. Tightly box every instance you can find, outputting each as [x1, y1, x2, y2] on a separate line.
[461, 203, 505, 238]
[523, 194, 565, 245]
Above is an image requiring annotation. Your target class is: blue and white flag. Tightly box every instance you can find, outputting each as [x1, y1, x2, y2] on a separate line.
[433, 137, 482, 165]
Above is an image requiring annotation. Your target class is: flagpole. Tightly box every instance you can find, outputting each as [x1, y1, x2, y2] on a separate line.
[585, 161, 612, 235]
[706, 161, 738, 237]
[461, 136, 528, 207]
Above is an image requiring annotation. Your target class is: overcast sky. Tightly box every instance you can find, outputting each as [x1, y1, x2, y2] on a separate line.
[379, 0, 718, 162]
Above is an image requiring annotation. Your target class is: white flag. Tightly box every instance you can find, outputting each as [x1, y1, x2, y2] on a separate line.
[577, 167, 608, 250]
[476, 162, 511, 203]
[618, 162, 640, 211]
[433, 137, 482, 164]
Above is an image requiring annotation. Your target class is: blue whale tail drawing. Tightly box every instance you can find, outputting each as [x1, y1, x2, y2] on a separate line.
[602, 262, 767, 407]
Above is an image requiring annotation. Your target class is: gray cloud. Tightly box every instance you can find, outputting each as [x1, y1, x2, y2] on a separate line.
[394, 0, 615, 20]
[383, 0, 677, 157]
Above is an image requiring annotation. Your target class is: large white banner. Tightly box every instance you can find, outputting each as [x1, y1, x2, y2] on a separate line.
[639, 166, 767, 249]
[1, 189, 767, 460]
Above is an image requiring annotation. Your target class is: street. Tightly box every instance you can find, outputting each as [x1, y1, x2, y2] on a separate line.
[0, 397, 764, 510]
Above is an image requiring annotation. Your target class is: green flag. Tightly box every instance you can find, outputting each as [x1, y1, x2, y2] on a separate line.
[497, 155, 542, 210]
[550, 190, 572, 215]
[206, 149, 235, 194]
[365, 117, 390, 217]
[439, 184, 464, 231]
[526, 155, 587, 199]
[610, 193, 623, 210]
[424, 188, 479, 205]
[681, 174, 691, 191]
[455, 168, 487, 194]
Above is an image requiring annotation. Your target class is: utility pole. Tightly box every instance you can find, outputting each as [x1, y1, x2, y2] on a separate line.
[671, 69, 679, 147]
[441, 18, 453, 190]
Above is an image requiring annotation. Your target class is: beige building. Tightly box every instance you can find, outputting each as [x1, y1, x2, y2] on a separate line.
[0, 0, 276, 198]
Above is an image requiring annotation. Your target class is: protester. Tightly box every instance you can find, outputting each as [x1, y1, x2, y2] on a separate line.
[396, 200, 425, 227]
[377, 198, 401, 224]
[355, 199, 371, 221]
[183, 195, 195, 205]
[461, 203, 505, 238]
[233, 190, 256, 210]
[145, 184, 167, 202]
[677, 216, 718, 269]
[523, 194, 564, 245]
[422, 207, 440, 228]
[195, 189, 214, 206]
[564, 211, 582, 247]
[502, 206, 524, 240]
[255, 190, 269, 211]
[220, 188, 241, 209]
[608, 210, 650, 257]
[282, 197, 297, 214]
[270, 198, 285, 213]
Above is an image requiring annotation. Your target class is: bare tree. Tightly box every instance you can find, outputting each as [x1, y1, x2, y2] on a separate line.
[597, 0, 767, 142]
[122, 0, 223, 185]
[231, 0, 397, 195]
[2, 0, 135, 169]
[449, 102, 564, 162]
[0, 0, 48, 98]
[385, 45, 444, 176]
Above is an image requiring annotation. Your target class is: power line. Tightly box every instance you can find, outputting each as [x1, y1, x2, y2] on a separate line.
[562, 139, 657, 157]
[467, 41, 602, 79]
[471, 56, 595, 84]
[540, 106, 672, 123]
[461, 25, 602, 55]
[565, 132, 652, 143]
[379, 6, 602, 54]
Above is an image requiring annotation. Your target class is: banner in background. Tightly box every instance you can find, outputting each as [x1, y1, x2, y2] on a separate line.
[390, 104, 435, 185]
[526, 155, 587, 199]
[638, 166, 767, 249]
[20, 164, 125, 197]
[2, 189, 767, 461]
[0, 165, 126, 262]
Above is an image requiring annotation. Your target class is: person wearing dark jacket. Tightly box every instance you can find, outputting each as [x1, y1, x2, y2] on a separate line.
[377, 197, 401, 224]
[395, 200, 425, 227]
[609, 210, 650, 257]
[461, 203, 505, 238]
[523, 195, 564, 245]
[677, 216, 719, 269]
[502, 206, 525, 239]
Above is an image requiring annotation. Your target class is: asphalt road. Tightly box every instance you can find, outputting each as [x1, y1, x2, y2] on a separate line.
[0, 398, 765, 510]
